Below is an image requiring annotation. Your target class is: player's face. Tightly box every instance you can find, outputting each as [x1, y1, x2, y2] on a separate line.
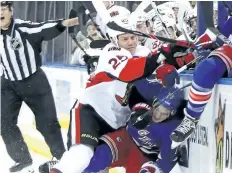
[152, 105, 170, 123]
[136, 22, 148, 41]
[167, 26, 177, 39]
[1, 6, 12, 29]
[189, 18, 197, 32]
[118, 33, 138, 55]
[87, 25, 98, 38]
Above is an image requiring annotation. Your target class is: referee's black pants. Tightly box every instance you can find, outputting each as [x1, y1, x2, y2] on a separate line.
[1, 68, 65, 163]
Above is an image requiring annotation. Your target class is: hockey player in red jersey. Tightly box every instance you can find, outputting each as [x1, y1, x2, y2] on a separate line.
[131, 11, 161, 51]
[171, 29, 232, 148]
[39, 16, 180, 173]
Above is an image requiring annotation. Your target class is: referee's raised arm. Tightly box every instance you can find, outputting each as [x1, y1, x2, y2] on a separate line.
[0, 3, 78, 81]
[15, 17, 79, 41]
[0, 1, 78, 172]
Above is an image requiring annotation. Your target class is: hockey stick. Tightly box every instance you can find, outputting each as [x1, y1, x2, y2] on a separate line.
[69, 30, 88, 55]
[177, 54, 203, 73]
[150, 1, 171, 38]
[107, 21, 195, 48]
[91, 0, 194, 48]
[134, 1, 151, 14]
[222, 1, 232, 16]
[177, 2, 193, 42]
[80, 2, 107, 39]
[200, 2, 232, 47]
[132, 82, 192, 128]
[90, 39, 110, 49]
[68, 9, 88, 55]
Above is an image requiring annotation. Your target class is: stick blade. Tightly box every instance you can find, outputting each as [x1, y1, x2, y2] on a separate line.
[90, 40, 110, 49]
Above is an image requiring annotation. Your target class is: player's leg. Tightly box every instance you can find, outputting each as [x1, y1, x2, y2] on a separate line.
[22, 69, 65, 160]
[49, 103, 114, 173]
[1, 77, 32, 172]
[125, 140, 149, 173]
[171, 44, 232, 146]
[84, 128, 133, 173]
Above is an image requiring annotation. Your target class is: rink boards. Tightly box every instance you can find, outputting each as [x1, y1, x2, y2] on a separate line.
[16, 65, 232, 173]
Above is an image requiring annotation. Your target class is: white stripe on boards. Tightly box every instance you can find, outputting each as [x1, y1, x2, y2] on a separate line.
[6, 36, 22, 80]
[26, 40, 37, 74]
[15, 30, 30, 78]
[18, 22, 57, 34]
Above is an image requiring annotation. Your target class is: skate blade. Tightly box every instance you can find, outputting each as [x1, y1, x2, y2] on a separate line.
[171, 141, 183, 149]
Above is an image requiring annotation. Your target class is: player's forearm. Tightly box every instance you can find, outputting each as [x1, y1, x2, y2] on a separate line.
[118, 55, 160, 82]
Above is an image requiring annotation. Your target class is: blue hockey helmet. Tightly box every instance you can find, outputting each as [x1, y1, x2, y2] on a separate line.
[153, 85, 184, 116]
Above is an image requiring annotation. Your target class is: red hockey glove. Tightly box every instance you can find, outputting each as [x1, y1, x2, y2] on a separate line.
[176, 52, 195, 67]
[195, 29, 225, 49]
[139, 161, 158, 173]
[157, 43, 189, 69]
[155, 63, 180, 88]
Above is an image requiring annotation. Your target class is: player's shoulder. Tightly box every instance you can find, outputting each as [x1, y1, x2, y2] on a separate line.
[102, 43, 132, 57]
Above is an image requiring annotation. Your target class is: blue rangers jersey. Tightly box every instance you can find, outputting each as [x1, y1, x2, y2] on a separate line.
[127, 78, 186, 173]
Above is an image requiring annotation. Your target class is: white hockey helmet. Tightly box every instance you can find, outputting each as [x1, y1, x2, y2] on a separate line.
[184, 6, 197, 22]
[147, 9, 157, 21]
[106, 16, 136, 46]
[103, 1, 115, 9]
[162, 1, 179, 10]
[131, 11, 148, 25]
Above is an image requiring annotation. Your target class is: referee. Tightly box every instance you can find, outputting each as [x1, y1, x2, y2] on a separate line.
[0, 2, 79, 172]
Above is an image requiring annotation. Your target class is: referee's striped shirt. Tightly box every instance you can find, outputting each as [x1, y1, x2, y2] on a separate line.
[0, 18, 66, 81]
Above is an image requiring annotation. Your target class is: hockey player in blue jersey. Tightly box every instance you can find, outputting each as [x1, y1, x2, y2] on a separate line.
[83, 81, 187, 173]
[170, 29, 232, 147]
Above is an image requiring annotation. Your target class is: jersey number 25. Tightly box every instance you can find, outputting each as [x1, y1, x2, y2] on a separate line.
[108, 56, 128, 70]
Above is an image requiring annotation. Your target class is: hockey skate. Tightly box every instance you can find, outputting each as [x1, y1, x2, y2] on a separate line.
[38, 159, 59, 173]
[9, 160, 34, 173]
[170, 112, 199, 149]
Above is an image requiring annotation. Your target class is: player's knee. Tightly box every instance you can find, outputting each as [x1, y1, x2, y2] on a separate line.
[193, 58, 222, 89]
[85, 144, 112, 172]
[70, 144, 94, 161]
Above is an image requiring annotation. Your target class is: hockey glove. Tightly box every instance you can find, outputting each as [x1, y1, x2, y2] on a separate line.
[155, 63, 180, 88]
[83, 54, 99, 74]
[139, 162, 160, 173]
[158, 43, 189, 69]
[195, 28, 226, 50]
[175, 52, 195, 68]
[129, 103, 152, 129]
